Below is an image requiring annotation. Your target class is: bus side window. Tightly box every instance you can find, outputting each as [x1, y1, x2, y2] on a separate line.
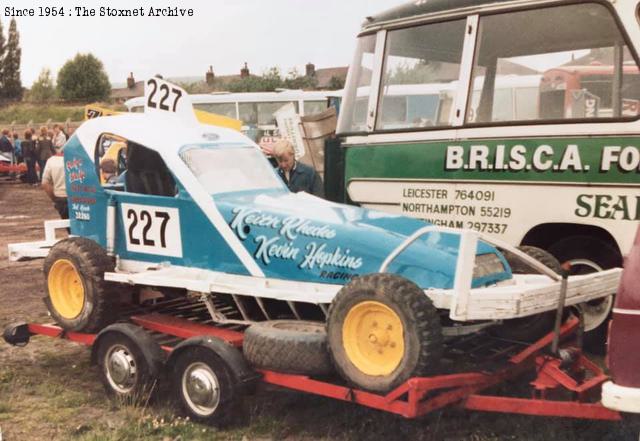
[468, 3, 640, 124]
[336, 35, 376, 133]
[376, 19, 466, 130]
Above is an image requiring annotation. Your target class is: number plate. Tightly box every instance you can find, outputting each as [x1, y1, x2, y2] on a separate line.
[121, 203, 182, 258]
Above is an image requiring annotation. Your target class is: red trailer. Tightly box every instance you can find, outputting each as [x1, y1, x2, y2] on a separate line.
[3, 301, 621, 425]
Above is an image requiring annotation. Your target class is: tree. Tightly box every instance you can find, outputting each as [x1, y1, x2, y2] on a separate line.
[260, 67, 284, 91]
[2, 18, 21, 100]
[177, 81, 214, 94]
[57, 53, 111, 102]
[283, 67, 317, 90]
[28, 68, 55, 102]
[227, 66, 285, 92]
[327, 75, 345, 90]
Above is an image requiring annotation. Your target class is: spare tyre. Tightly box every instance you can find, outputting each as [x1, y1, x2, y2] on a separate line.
[242, 320, 333, 376]
[327, 274, 443, 393]
[43, 237, 118, 333]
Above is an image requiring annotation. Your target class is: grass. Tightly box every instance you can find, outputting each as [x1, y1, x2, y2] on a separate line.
[0, 102, 126, 125]
[74, 412, 219, 441]
[0, 103, 85, 124]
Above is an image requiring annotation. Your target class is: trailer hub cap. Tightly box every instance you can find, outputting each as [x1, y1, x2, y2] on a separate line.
[343, 301, 405, 376]
[105, 345, 137, 393]
[183, 362, 220, 415]
[48, 259, 85, 319]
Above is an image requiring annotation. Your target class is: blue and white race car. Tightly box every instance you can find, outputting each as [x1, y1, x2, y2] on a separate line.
[9, 79, 621, 392]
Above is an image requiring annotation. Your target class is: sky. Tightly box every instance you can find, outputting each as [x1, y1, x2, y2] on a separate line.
[4, 0, 404, 87]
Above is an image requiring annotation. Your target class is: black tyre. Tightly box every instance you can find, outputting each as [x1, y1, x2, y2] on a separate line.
[171, 346, 240, 426]
[327, 274, 442, 393]
[95, 326, 163, 404]
[493, 246, 561, 342]
[548, 236, 620, 353]
[243, 320, 332, 376]
[43, 237, 117, 333]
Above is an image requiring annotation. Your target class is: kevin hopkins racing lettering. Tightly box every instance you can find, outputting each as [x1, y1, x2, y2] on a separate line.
[214, 191, 511, 288]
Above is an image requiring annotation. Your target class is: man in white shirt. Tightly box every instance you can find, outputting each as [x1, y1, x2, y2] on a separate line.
[42, 145, 68, 219]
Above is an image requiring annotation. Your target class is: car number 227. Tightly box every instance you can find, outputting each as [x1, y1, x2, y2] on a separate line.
[146, 78, 182, 112]
[121, 203, 183, 258]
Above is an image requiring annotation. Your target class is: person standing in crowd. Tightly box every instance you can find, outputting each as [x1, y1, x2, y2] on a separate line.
[41, 143, 68, 219]
[35, 126, 53, 182]
[0, 128, 13, 161]
[273, 138, 324, 197]
[52, 124, 67, 150]
[12, 132, 22, 164]
[21, 130, 37, 185]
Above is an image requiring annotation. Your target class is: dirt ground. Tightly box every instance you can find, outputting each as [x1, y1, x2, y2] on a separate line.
[1, 180, 639, 441]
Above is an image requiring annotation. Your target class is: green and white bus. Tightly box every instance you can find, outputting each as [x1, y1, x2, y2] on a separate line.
[329, 0, 640, 333]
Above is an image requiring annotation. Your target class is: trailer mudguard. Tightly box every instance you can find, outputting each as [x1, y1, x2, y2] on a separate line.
[166, 336, 260, 389]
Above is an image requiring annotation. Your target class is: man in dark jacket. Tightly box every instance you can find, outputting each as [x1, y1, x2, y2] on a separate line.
[35, 126, 53, 182]
[0, 129, 12, 154]
[273, 139, 323, 197]
[21, 130, 37, 184]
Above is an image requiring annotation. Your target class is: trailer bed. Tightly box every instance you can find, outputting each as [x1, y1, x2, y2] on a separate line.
[4, 300, 620, 422]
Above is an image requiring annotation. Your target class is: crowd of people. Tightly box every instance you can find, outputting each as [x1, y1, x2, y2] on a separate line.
[1, 124, 67, 184]
[1, 124, 69, 218]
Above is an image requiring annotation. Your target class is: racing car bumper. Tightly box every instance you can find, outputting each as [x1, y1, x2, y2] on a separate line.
[429, 268, 621, 321]
[7, 219, 70, 261]
[382, 225, 621, 322]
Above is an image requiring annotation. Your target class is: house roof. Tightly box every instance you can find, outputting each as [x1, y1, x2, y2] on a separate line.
[314, 67, 349, 89]
[111, 81, 145, 100]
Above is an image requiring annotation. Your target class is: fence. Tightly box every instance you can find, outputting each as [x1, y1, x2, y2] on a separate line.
[5, 118, 82, 137]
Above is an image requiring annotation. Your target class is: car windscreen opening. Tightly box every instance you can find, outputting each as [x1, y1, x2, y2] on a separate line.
[180, 144, 284, 195]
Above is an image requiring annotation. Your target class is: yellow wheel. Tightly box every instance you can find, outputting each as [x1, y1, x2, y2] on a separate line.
[342, 301, 405, 376]
[48, 259, 85, 319]
[327, 274, 442, 393]
[44, 238, 117, 332]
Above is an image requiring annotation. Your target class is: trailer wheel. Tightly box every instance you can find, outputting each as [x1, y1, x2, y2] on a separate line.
[548, 236, 619, 353]
[327, 274, 443, 393]
[95, 328, 161, 404]
[243, 320, 332, 375]
[43, 237, 117, 333]
[171, 346, 239, 426]
[493, 246, 560, 342]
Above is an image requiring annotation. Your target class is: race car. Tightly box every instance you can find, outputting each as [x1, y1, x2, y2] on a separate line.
[9, 78, 621, 392]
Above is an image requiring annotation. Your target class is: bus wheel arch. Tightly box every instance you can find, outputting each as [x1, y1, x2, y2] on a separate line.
[519, 223, 622, 268]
